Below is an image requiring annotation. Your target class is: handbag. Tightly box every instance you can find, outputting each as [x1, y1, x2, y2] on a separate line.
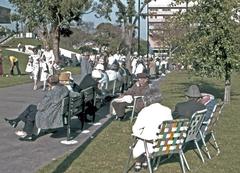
[25, 62, 33, 73]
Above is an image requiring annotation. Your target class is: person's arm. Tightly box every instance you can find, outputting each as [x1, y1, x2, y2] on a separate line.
[132, 111, 145, 136]
[172, 104, 180, 119]
[9, 57, 14, 68]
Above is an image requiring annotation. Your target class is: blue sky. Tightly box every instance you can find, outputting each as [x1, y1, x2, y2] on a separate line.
[0, 0, 147, 39]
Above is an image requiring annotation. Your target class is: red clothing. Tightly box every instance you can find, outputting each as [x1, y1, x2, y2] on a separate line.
[0, 56, 3, 76]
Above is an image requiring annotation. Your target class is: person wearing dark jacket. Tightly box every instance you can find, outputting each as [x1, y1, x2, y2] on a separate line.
[111, 73, 150, 120]
[172, 85, 206, 120]
[5, 75, 69, 141]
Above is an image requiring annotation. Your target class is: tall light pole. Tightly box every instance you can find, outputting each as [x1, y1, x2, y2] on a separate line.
[147, 3, 149, 60]
[138, 0, 141, 56]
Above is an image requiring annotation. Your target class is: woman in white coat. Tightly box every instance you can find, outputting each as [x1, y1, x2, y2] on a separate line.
[30, 49, 41, 90]
[132, 103, 173, 171]
[40, 56, 49, 91]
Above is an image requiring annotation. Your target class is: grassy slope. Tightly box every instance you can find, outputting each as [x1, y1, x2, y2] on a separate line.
[3, 38, 43, 47]
[0, 38, 80, 88]
[0, 49, 32, 87]
[37, 71, 240, 173]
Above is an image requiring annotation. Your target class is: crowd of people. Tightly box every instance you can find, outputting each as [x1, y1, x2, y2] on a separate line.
[2, 46, 221, 172]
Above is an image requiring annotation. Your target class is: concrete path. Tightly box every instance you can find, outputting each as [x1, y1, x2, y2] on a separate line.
[0, 76, 113, 173]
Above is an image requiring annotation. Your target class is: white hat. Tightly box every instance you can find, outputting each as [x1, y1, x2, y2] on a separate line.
[95, 64, 104, 71]
[92, 69, 102, 78]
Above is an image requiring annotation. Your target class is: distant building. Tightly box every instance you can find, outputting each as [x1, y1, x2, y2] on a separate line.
[0, 6, 11, 24]
[148, 0, 191, 54]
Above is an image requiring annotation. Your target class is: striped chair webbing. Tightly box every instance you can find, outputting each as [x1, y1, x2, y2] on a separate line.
[206, 103, 224, 134]
[186, 109, 207, 142]
[202, 104, 217, 133]
[152, 119, 189, 156]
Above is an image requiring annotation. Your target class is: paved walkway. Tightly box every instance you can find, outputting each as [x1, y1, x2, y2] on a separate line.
[0, 76, 113, 173]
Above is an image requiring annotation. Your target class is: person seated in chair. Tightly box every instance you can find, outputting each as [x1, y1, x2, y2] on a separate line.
[5, 75, 69, 141]
[197, 92, 219, 140]
[132, 102, 173, 172]
[110, 73, 150, 120]
[172, 85, 206, 120]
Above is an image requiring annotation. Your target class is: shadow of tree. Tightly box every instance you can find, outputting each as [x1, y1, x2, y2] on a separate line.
[176, 81, 225, 100]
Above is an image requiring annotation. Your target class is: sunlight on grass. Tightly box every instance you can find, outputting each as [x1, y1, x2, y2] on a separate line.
[37, 71, 240, 173]
[0, 49, 80, 88]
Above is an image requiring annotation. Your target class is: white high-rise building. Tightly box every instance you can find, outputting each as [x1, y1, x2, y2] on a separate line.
[148, 0, 191, 53]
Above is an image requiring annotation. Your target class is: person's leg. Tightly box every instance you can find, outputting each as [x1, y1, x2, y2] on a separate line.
[33, 79, 38, 90]
[10, 65, 14, 75]
[5, 105, 37, 128]
[112, 101, 131, 118]
[22, 118, 35, 136]
[15, 61, 21, 75]
[42, 80, 47, 90]
[19, 106, 38, 141]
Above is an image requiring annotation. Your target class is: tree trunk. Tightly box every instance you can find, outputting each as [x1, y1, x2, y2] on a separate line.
[36, 26, 49, 49]
[224, 79, 231, 104]
[224, 61, 231, 104]
[51, 25, 60, 64]
[125, 26, 134, 72]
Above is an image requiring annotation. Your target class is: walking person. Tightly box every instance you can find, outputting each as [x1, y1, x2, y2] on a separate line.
[41, 46, 55, 75]
[30, 49, 41, 90]
[40, 56, 49, 91]
[79, 52, 93, 83]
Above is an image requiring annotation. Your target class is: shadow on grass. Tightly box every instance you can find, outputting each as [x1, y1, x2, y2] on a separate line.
[176, 81, 225, 100]
[51, 115, 114, 173]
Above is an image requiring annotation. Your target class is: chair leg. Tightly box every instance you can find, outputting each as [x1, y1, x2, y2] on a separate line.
[153, 156, 161, 171]
[179, 152, 186, 173]
[130, 100, 137, 123]
[211, 131, 220, 155]
[200, 131, 211, 159]
[144, 141, 153, 173]
[194, 139, 205, 163]
[181, 150, 190, 171]
[123, 145, 133, 173]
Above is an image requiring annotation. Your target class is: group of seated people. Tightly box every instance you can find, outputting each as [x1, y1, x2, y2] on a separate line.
[4, 68, 220, 173]
[91, 59, 131, 95]
[130, 84, 219, 172]
[4, 71, 99, 142]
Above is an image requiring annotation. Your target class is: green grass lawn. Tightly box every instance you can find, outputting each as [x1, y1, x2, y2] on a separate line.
[0, 49, 80, 88]
[3, 38, 43, 47]
[37, 71, 240, 173]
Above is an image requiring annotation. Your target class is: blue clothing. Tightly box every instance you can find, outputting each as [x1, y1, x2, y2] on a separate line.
[197, 99, 217, 140]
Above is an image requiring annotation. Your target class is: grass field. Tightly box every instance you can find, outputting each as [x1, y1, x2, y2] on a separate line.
[3, 38, 43, 48]
[37, 71, 240, 173]
[0, 49, 80, 88]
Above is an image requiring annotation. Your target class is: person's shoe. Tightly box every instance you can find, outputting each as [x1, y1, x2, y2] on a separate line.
[85, 118, 92, 123]
[4, 118, 18, 128]
[33, 85, 37, 90]
[134, 162, 142, 172]
[19, 135, 37, 142]
[115, 116, 124, 121]
[35, 128, 41, 136]
[142, 161, 148, 169]
[15, 130, 27, 138]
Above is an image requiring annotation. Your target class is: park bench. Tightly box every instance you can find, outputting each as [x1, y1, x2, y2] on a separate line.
[105, 79, 122, 97]
[61, 86, 96, 145]
[96, 79, 123, 103]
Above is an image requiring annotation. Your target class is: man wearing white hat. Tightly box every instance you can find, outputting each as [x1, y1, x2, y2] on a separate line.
[94, 64, 109, 91]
